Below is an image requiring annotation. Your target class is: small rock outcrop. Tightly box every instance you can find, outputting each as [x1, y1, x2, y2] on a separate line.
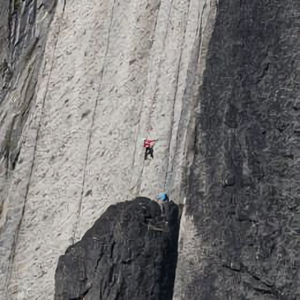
[54, 197, 180, 300]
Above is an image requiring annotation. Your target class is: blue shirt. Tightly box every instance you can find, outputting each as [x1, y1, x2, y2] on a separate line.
[156, 193, 168, 201]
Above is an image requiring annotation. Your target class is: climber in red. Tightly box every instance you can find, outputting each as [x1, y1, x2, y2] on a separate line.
[143, 138, 158, 160]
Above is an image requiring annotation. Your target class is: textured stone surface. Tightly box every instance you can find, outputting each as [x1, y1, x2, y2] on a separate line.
[54, 197, 179, 300]
[175, 0, 300, 299]
[0, 0, 58, 298]
[0, 0, 212, 299]
[7, 0, 300, 299]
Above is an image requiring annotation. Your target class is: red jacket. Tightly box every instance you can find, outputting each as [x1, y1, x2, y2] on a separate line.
[143, 139, 156, 148]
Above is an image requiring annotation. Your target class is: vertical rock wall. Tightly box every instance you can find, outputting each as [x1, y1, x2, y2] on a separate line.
[175, 0, 300, 299]
[0, 0, 57, 298]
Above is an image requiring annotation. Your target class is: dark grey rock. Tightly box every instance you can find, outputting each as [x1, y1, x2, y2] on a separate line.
[183, 0, 300, 299]
[0, 0, 57, 173]
[54, 197, 180, 300]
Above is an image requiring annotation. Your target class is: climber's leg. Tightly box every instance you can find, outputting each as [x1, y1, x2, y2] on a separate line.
[145, 147, 150, 160]
[149, 147, 154, 159]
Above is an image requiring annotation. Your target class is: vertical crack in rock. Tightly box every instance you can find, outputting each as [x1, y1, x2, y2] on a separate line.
[163, 0, 194, 191]
[136, 0, 177, 195]
[164, 0, 207, 195]
[72, 0, 117, 243]
[144, 0, 174, 134]
[130, 1, 161, 173]
[6, 15, 64, 299]
[0, 0, 60, 297]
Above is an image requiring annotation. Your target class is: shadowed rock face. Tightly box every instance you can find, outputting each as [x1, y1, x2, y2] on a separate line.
[55, 197, 180, 300]
[178, 0, 300, 299]
[0, 0, 57, 173]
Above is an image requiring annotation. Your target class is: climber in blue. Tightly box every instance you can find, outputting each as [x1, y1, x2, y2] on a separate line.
[155, 193, 170, 218]
[156, 192, 169, 202]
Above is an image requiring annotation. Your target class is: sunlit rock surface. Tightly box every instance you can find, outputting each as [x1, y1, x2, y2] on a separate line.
[0, 0, 213, 299]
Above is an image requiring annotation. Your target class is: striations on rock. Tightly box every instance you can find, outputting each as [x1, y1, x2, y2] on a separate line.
[0, 0, 210, 298]
[54, 197, 180, 300]
[5, 0, 300, 299]
[0, 0, 58, 298]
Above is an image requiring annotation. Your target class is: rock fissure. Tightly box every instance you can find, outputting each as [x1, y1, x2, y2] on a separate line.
[73, 0, 116, 243]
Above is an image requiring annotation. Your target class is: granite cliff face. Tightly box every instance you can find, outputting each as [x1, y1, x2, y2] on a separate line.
[1, 0, 300, 299]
